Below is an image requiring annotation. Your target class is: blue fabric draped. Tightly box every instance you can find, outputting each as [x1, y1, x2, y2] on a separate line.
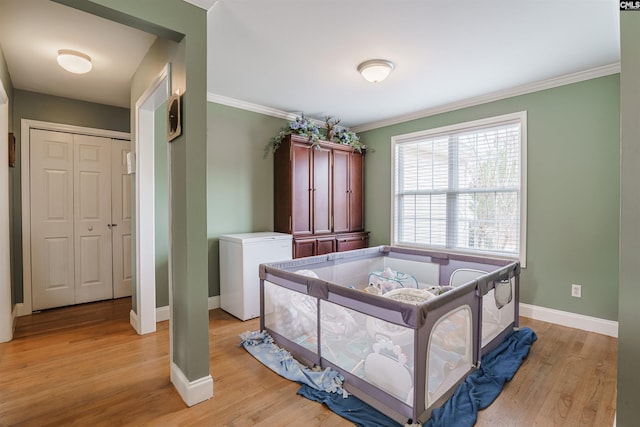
[424, 327, 537, 427]
[239, 330, 347, 396]
[297, 384, 401, 427]
[242, 327, 536, 427]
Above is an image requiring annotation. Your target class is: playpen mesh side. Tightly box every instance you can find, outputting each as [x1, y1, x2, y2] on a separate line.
[426, 305, 473, 408]
[264, 281, 318, 353]
[449, 267, 516, 349]
[320, 300, 417, 405]
[481, 278, 516, 347]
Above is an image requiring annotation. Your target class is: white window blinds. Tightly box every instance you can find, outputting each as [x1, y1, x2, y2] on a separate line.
[392, 112, 526, 260]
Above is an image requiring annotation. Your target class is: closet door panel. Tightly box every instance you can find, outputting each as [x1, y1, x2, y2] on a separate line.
[74, 134, 113, 304]
[30, 129, 75, 310]
[112, 140, 132, 298]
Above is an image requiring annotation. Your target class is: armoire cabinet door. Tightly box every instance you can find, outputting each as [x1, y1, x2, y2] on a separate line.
[293, 238, 316, 258]
[312, 146, 332, 235]
[316, 236, 335, 255]
[332, 150, 350, 233]
[348, 152, 364, 231]
[293, 236, 336, 257]
[333, 149, 364, 233]
[291, 142, 312, 235]
[336, 232, 369, 252]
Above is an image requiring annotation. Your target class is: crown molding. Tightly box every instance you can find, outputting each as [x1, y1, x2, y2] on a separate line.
[351, 62, 620, 133]
[207, 63, 621, 133]
[207, 93, 325, 127]
[208, 93, 296, 120]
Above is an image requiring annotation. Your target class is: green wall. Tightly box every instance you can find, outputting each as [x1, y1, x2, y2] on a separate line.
[13, 89, 130, 132]
[206, 102, 287, 297]
[618, 11, 640, 425]
[11, 89, 130, 304]
[359, 75, 620, 321]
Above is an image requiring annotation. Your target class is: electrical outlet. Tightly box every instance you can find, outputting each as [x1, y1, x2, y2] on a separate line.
[571, 284, 582, 298]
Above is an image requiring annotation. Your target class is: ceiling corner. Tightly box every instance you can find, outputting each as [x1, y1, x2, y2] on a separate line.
[182, 0, 218, 11]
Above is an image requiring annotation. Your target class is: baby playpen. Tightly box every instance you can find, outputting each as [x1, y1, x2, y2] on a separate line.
[259, 246, 520, 424]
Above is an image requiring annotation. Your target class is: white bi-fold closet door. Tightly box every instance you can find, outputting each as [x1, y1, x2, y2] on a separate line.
[30, 128, 132, 311]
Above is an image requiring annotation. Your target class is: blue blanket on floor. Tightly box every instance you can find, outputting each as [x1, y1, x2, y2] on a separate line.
[239, 330, 347, 396]
[297, 327, 537, 427]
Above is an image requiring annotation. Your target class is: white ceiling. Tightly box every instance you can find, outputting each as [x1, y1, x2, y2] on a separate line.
[0, 0, 620, 129]
[0, 0, 157, 108]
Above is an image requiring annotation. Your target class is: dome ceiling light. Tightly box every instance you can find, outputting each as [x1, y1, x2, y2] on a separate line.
[357, 59, 395, 83]
[57, 49, 92, 74]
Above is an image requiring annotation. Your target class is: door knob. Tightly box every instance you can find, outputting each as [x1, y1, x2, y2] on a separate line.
[88, 226, 93, 231]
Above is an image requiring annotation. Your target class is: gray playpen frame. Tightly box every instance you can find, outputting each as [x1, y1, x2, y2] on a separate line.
[259, 246, 520, 424]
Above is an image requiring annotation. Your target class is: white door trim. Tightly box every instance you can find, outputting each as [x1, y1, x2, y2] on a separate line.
[0, 78, 11, 342]
[19, 119, 130, 316]
[132, 64, 170, 335]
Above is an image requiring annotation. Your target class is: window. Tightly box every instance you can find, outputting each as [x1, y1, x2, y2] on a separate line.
[391, 112, 526, 264]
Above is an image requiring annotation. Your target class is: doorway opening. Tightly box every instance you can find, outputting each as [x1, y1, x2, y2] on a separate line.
[131, 64, 170, 335]
[19, 120, 131, 316]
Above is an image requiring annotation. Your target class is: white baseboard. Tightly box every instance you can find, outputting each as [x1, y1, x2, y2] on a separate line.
[170, 361, 213, 407]
[208, 295, 220, 310]
[0, 303, 17, 343]
[129, 309, 141, 334]
[156, 305, 170, 322]
[9, 303, 19, 341]
[16, 302, 29, 317]
[154, 297, 219, 324]
[520, 303, 618, 338]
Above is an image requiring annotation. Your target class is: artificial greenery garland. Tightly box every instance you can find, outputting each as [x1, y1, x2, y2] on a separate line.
[264, 114, 367, 158]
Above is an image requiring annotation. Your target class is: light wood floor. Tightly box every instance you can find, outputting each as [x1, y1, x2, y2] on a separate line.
[0, 298, 616, 426]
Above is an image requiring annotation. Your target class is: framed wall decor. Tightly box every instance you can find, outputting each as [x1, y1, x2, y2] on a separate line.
[167, 93, 182, 142]
[8, 132, 15, 167]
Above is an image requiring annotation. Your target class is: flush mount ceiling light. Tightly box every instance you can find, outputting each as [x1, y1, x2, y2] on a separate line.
[357, 59, 395, 83]
[57, 49, 92, 74]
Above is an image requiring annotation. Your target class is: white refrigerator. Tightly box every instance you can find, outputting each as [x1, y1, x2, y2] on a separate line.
[219, 232, 292, 320]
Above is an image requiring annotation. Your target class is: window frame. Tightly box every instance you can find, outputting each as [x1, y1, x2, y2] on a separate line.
[390, 111, 527, 266]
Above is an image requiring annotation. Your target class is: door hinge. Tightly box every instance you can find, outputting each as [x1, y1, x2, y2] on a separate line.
[289, 216, 292, 232]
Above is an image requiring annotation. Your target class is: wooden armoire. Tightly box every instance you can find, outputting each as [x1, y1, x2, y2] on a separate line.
[274, 134, 369, 258]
